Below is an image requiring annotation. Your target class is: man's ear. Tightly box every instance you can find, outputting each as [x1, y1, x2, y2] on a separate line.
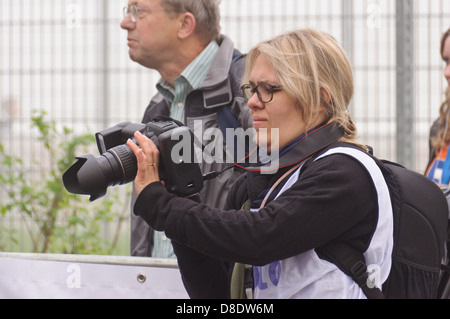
[177, 12, 196, 40]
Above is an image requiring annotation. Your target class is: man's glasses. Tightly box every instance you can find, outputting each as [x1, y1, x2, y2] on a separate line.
[123, 4, 169, 22]
[241, 83, 283, 103]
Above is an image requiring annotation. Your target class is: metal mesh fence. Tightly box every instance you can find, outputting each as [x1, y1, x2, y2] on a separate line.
[1, 0, 450, 253]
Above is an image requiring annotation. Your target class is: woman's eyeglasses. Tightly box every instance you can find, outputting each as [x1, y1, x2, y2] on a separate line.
[241, 83, 283, 103]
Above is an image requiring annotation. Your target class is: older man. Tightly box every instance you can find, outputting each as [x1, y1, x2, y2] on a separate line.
[121, 0, 252, 258]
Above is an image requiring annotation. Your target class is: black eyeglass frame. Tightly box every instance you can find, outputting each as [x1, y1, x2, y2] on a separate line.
[241, 83, 283, 103]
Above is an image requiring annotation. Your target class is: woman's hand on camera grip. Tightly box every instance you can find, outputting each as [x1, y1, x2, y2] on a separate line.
[127, 131, 161, 196]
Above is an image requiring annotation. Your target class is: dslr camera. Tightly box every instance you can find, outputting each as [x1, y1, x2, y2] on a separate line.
[63, 117, 203, 201]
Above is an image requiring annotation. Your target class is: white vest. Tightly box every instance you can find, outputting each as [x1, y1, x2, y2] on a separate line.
[252, 147, 394, 299]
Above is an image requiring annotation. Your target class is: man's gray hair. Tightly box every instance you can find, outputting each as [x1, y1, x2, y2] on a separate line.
[160, 0, 222, 42]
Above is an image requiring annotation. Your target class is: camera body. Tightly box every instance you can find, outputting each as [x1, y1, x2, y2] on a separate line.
[63, 118, 204, 201]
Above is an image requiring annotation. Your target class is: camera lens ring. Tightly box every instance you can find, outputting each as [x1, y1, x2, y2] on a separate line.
[107, 145, 138, 183]
[108, 148, 126, 179]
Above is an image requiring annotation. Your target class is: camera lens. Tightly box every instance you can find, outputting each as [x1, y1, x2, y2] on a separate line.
[63, 144, 137, 201]
[105, 144, 138, 185]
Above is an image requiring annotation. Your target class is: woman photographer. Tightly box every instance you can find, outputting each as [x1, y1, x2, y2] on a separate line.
[127, 29, 393, 299]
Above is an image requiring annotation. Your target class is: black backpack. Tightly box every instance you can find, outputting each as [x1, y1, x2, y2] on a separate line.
[376, 159, 450, 299]
[312, 145, 450, 299]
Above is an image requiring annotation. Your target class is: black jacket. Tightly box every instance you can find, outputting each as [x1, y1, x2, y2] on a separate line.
[130, 35, 252, 256]
[134, 147, 380, 298]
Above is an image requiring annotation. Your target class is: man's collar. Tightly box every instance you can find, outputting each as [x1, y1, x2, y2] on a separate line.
[156, 40, 219, 99]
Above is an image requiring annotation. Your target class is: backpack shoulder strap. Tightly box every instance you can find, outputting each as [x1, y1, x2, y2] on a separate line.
[216, 50, 245, 132]
[216, 51, 247, 164]
[317, 243, 386, 299]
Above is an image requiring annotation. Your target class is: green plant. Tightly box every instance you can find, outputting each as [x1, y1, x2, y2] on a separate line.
[0, 110, 130, 255]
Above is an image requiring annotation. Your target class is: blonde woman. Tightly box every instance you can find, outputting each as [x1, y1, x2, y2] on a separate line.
[127, 29, 393, 299]
[426, 28, 450, 185]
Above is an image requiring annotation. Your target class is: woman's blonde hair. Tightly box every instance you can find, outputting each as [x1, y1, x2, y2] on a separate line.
[243, 29, 362, 147]
[431, 28, 450, 152]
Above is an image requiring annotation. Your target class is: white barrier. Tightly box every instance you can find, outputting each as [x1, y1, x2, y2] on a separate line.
[0, 253, 188, 299]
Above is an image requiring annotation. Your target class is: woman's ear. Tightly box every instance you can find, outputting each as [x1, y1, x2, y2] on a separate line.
[320, 87, 331, 104]
[177, 12, 196, 40]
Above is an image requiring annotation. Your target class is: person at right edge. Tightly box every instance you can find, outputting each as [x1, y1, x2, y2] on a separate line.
[127, 29, 394, 299]
[426, 28, 450, 188]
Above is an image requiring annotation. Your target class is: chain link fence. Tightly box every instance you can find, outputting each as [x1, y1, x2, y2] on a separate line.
[1, 0, 449, 253]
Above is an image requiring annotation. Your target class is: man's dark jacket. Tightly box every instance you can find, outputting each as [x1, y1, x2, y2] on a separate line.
[130, 35, 253, 256]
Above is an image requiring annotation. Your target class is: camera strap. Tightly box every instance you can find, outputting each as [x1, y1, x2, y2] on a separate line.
[203, 121, 345, 180]
[237, 121, 345, 173]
